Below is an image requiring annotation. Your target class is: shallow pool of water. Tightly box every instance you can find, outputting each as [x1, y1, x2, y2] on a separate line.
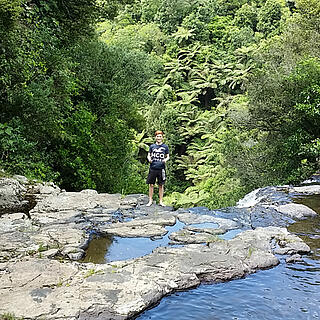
[188, 222, 219, 229]
[219, 228, 243, 240]
[82, 220, 186, 263]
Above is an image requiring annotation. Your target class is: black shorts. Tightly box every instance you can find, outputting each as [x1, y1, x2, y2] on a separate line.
[146, 168, 166, 185]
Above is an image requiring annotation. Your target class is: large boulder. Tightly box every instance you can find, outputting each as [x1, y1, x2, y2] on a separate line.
[0, 178, 28, 215]
[274, 203, 318, 219]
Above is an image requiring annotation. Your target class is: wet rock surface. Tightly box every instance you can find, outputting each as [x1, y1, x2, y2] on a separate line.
[0, 176, 317, 319]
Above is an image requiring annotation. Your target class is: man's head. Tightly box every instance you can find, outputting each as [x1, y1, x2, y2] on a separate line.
[155, 130, 164, 144]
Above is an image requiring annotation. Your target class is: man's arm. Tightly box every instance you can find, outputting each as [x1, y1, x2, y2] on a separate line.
[147, 152, 152, 163]
[163, 153, 169, 163]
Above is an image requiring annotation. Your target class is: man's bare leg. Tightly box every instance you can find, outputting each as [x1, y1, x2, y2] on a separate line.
[146, 184, 154, 206]
[159, 184, 165, 206]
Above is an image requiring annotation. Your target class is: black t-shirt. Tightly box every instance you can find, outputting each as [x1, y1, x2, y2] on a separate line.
[149, 143, 169, 170]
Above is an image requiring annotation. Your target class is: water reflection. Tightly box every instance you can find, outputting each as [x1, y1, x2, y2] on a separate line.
[219, 228, 243, 240]
[81, 234, 113, 264]
[82, 220, 186, 263]
[291, 195, 320, 260]
[294, 194, 320, 213]
[188, 222, 219, 229]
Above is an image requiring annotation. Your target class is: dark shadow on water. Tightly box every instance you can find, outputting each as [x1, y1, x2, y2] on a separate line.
[81, 234, 113, 264]
[290, 194, 320, 260]
[294, 194, 320, 213]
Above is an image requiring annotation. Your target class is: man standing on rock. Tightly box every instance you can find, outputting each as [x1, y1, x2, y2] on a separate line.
[146, 130, 169, 207]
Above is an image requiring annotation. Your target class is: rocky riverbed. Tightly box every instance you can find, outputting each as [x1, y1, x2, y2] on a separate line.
[0, 175, 319, 319]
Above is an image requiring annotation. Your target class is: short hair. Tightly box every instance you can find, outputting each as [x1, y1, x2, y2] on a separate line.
[155, 130, 164, 136]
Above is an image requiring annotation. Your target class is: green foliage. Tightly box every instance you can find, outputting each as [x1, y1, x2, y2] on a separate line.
[0, 313, 24, 320]
[30, 0, 99, 42]
[140, 0, 162, 22]
[0, 121, 58, 180]
[166, 166, 245, 209]
[0, 0, 156, 193]
[0, 0, 22, 30]
[84, 268, 104, 278]
[98, 21, 165, 54]
[208, 16, 234, 47]
[2, 0, 319, 210]
[211, 0, 247, 16]
[181, 14, 209, 43]
[98, 0, 137, 20]
[130, 0, 296, 207]
[256, 0, 286, 36]
[225, 3, 320, 188]
[234, 3, 258, 30]
[154, 0, 194, 34]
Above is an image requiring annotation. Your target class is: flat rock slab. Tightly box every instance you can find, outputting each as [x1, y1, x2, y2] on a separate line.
[102, 224, 168, 238]
[291, 185, 320, 194]
[176, 211, 238, 230]
[31, 191, 122, 214]
[100, 213, 176, 238]
[0, 258, 79, 318]
[185, 226, 226, 235]
[0, 212, 29, 233]
[169, 229, 221, 244]
[0, 227, 309, 320]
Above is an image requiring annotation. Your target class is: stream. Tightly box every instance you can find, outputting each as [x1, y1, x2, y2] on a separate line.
[81, 193, 320, 319]
[137, 195, 320, 320]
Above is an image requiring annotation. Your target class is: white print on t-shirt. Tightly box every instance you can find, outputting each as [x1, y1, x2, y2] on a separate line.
[151, 147, 166, 161]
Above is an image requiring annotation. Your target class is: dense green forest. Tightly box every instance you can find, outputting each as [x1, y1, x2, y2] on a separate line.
[1, 0, 319, 208]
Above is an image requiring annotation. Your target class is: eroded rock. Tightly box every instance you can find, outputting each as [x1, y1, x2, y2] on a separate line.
[0, 178, 27, 215]
[0, 227, 309, 319]
[0, 175, 317, 320]
[274, 203, 317, 219]
[176, 211, 238, 230]
[291, 185, 320, 194]
[100, 213, 176, 238]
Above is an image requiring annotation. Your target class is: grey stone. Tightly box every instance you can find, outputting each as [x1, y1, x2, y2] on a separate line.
[274, 242, 310, 255]
[291, 185, 320, 194]
[2, 227, 303, 319]
[0, 178, 27, 215]
[185, 226, 226, 235]
[100, 213, 176, 238]
[176, 212, 238, 230]
[0, 175, 315, 320]
[12, 175, 29, 184]
[286, 254, 302, 263]
[40, 249, 59, 259]
[38, 185, 59, 195]
[80, 189, 98, 195]
[169, 229, 221, 244]
[274, 203, 317, 219]
[120, 194, 149, 207]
